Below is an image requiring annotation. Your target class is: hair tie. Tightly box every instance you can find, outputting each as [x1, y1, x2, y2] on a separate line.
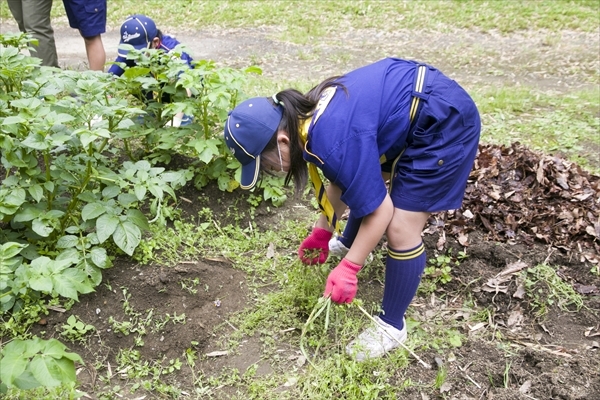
[272, 94, 284, 107]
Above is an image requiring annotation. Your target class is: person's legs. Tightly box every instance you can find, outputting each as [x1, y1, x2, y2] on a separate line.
[7, 1, 25, 31]
[338, 212, 362, 248]
[62, 0, 106, 71]
[346, 209, 429, 360]
[8, 0, 59, 67]
[83, 35, 106, 71]
[380, 209, 430, 329]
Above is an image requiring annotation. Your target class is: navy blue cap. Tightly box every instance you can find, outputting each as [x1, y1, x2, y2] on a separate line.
[224, 97, 283, 189]
[118, 15, 158, 57]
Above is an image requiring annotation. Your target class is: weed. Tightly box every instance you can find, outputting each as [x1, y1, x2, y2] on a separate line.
[60, 315, 95, 343]
[420, 249, 463, 293]
[503, 360, 512, 388]
[153, 312, 187, 332]
[434, 365, 448, 389]
[300, 296, 333, 367]
[180, 277, 200, 294]
[522, 263, 584, 318]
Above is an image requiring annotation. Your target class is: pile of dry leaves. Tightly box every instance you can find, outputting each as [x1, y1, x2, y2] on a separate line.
[431, 143, 599, 265]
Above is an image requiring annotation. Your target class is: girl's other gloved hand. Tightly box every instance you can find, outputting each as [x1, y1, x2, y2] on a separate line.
[324, 258, 361, 304]
[298, 227, 332, 265]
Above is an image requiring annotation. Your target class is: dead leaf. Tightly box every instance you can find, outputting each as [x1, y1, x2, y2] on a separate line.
[536, 159, 545, 184]
[283, 377, 298, 387]
[499, 260, 529, 276]
[584, 326, 600, 338]
[436, 230, 446, 250]
[573, 283, 598, 294]
[434, 143, 599, 258]
[440, 382, 452, 393]
[468, 322, 486, 331]
[482, 283, 508, 293]
[205, 350, 229, 357]
[296, 355, 306, 367]
[574, 193, 593, 201]
[203, 257, 229, 263]
[519, 380, 532, 394]
[266, 243, 276, 259]
[513, 282, 526, 299]
[507, 309, 524, 328]
[458, 232, 469, 246]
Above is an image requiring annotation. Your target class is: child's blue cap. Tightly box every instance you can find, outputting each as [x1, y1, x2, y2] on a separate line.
[224, 97, 284, 190]
[118, 15, 158, 57]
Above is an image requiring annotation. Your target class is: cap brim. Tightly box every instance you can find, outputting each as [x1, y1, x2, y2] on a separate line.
[240, 155, 261, 190]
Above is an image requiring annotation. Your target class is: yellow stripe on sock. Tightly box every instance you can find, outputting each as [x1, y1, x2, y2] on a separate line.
[388, 243, 425, 260]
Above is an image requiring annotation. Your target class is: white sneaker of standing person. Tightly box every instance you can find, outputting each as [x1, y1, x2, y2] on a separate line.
[346, 316, 407, 361]
[328, 236, 350, 257]
[328, 236, 374, 263]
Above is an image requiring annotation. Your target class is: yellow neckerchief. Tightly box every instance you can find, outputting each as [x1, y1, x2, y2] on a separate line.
[299, 86, 341, 235]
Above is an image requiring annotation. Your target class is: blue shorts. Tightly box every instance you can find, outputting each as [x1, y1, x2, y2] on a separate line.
[389, 66, 481, 213]
[62, 0, 106, 37]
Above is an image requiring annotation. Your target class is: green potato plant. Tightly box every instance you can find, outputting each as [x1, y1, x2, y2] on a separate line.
[0, 32, 273, 394]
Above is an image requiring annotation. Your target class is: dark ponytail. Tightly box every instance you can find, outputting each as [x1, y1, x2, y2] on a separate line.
[268, 76, 347, 193]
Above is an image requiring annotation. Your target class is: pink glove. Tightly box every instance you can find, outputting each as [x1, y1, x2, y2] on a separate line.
[324, 258, 362, 304]
[298, 227, 333, 265]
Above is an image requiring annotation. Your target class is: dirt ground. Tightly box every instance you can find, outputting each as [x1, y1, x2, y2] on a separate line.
[3, 17, 599, 400]
[31, 179, 600, 400]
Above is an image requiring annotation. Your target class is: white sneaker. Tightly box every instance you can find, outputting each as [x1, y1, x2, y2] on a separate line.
[329, 236, 350, 257]
[329, 237, 374, 263]
[346, 316, 407, 361]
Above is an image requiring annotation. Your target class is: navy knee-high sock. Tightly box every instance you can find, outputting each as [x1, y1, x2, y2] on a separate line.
[379, 243, 426, 330]
[339, 212, 362, 248]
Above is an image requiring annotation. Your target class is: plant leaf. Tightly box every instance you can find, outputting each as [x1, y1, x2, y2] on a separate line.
[28, 185, 44, 203]
[52, 268, 93, 300]
[0, 352, 28, 388]
[29, 274, 53, 293]
[11, 369, 40, 390]
[89, 247, 109, 269]
[112, 220, 141, 256]
[56, 235, 79, 249]
[29, 357, 62, 387]
[31, 218, 54, 237]
[126, 209, 150, 231]
[81, 203, 106, 221]
[96, 213, 120, 244]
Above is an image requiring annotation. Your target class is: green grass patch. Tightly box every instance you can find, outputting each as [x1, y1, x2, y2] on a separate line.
[473, 85, 600, 174]
[105, 1, 600, 38]
[2, 1, 598, 39]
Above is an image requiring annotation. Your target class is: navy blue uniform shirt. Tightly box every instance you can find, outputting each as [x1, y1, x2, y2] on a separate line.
[304, 58, 418, 218]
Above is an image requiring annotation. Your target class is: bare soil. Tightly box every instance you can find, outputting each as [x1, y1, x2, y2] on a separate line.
[3, 18, 599, 400]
